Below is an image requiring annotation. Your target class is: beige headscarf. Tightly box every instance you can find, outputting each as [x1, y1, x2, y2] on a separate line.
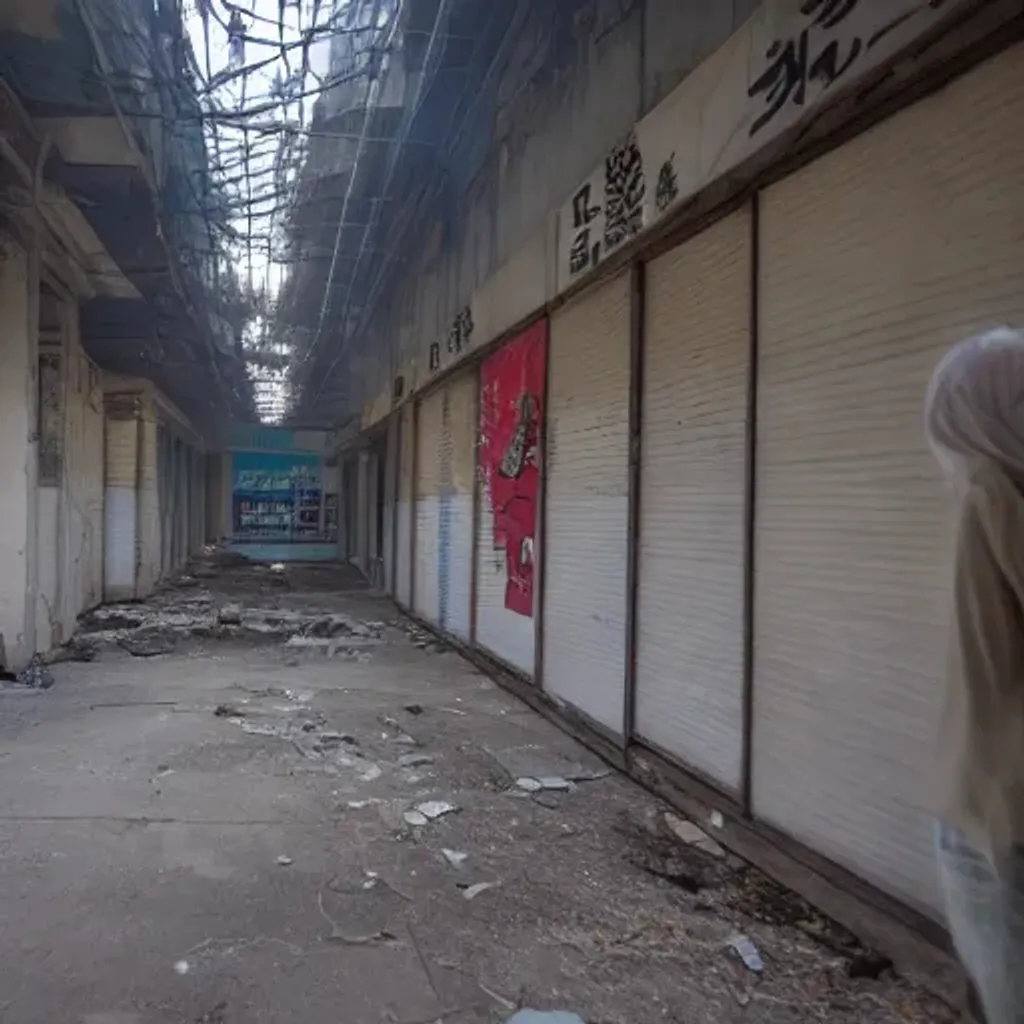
[925, 327, 1024, 488]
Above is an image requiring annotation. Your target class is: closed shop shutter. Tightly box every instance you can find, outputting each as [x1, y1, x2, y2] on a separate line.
[444, 370, 477, 641]
[104, 416, 138, 600]
[635, 207, 751, 791]
[383, 415, 399, 594]
[414, 388, 443, 625]
[475, 321, 547, 675]
[355, 452, 369, 572]
[543, 272, 631, 735]
[412, 371, 475, 633]
[397, 403, 414, 607]
[753, 43, 1024, 916]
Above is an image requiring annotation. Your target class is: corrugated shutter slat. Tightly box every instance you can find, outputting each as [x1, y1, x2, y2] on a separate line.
[635, 207, 751, 791]
[543, 272, 631, 734]
[753, 43, 1024, 916]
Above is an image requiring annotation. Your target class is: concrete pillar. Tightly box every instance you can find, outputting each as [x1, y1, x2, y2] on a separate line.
[0, 237, 37, 670]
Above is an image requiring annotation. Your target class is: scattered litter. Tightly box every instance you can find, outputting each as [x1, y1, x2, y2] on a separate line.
[490, 745, 610, 784]
[417, 800, 458, 821]
[507, 1012, 585, 1024]
[217, 604, 242, 625]
[537, 776, 574, 792]
[516, 777, 543, 793]
[478, 983, 516, 1011]
[346, 799, 381, 810]
[45, 636, 97, 664]
[241, 721, 284, 737]
[440, 706, 467, 716]
[276, 855, 294, 867]
[316, 731, 355, 748]
[270, 563, 285, 573]
[394, 732, 418, 746]
[15, 655, 55, 690]
[326, 928, 398, 947]
[173, 960, 190, 975]
[214, 703, 245, 718]
[358, 763, 383, 782]
[729, 934, 764, 973]
[664, 812, 726, 858]
[362, 871, 379, 890]
[404, 810, 429, 827]
[441, 849, 468, 868]
[403, 704, 424, 715]
[285, 635, 380, 649]
[461, 881, 496, 901]
[709, 810, 725, 829]
[119, 629, 176, 658]
[398, 753, 435, 769]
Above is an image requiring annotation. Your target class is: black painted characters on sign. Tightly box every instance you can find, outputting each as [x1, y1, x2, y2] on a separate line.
[568, 182, 602, 276]
[447, 306, 474, 355]
[604, 132, 645, 250]
[655, 154, 679, 215]
[747, 0, 862, 137]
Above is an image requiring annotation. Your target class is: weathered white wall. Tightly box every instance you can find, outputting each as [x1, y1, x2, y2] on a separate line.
[0, 237, 36, 670]
[59, 324, 104, 635]
[36, 488, 59, 650]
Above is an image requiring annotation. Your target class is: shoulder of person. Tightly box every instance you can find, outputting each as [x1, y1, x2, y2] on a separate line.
[963, 460, 1019, 502]
[960, 461, 1024, 549]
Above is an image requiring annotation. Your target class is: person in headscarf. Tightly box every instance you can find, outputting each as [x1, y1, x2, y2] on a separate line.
[925, 327, 1024, 1024]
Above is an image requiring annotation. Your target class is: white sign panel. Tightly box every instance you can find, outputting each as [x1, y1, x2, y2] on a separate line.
[556, 0, 968, 291]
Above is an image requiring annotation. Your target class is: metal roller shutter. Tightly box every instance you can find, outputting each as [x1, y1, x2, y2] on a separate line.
[444, 371, 476, 641]
[383, 415, 399, 594]
[414, 388, 443, 625]
[635, 207, 751, 791]
[543, 272, 631, 735]
[355, 452, 369, 572]
[397, 403, 414, 607]
[753, 43, 1024, 916]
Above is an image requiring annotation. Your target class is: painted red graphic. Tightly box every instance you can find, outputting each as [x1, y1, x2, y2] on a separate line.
[478, 320, 546, 618]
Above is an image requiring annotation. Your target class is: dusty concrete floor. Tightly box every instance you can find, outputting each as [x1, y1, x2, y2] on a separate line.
[0, 556, 960, 1024]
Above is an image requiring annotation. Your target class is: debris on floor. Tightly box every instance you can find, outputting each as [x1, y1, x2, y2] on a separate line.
[15, 654, 55, 689]
[415, 800, 458, 821]
[460, 881, 497, 901]
[729, 933, 765, 973]
[3, 553, 958, 1024]
[490, 744, 611, 785]
[664, 811, 726, 858]
[507, 1012, 586, 1024]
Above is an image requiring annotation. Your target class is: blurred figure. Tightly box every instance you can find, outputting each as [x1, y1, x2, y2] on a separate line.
[925, 327, 1024, 1024]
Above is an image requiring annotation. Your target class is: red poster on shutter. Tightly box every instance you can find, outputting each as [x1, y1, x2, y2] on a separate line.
[478, 320, 546, 618]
